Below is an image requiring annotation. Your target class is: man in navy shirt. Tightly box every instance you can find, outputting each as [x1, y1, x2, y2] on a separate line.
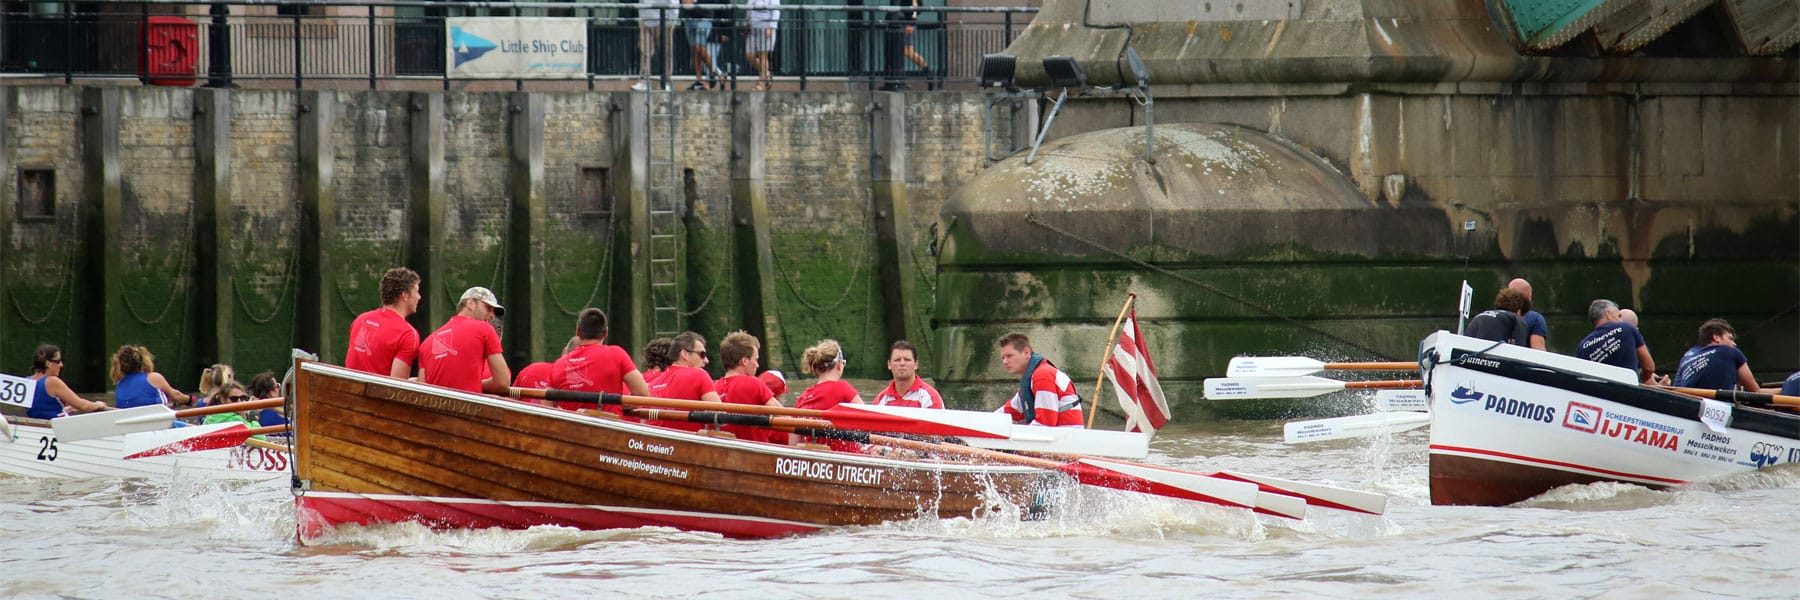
[1508, 278, 1549, 350]
[1781, 371, 1800, 396]
[1673, 319, 1761, 392]
[1576, 299, 1656, 383]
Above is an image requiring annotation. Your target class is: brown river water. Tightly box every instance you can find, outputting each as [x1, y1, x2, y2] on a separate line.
[3, 416, 1796, 599]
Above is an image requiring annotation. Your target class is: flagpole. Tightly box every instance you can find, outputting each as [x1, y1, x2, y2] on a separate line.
[1089, 293, 1137, 429]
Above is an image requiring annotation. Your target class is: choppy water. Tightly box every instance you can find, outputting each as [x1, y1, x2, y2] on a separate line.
[4, 418, 1797, 599]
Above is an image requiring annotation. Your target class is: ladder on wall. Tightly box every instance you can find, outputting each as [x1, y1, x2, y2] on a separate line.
[645, 87, 684, 338]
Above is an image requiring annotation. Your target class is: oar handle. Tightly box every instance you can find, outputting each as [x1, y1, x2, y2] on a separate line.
[1342, 380, 1422, 390]
[1661, 386, 1800, 408]
[172, 398, 285, 419]
[515, 388, 829, 418]
[245, 424, 289, 436]
[1325, 362, 1418, 371]
[623, 407, 832, 430]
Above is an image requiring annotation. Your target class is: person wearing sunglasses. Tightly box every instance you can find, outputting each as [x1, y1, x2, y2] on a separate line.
[24, 344, 108, 419]
[201, 382, 262, 429]
[645, 331, 720, 431]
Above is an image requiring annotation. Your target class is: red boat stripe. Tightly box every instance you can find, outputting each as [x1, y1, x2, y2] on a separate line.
[1429, 444, 1688, 485]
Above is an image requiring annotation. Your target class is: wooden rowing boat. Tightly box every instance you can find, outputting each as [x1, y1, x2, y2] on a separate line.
[1422, 331, 1800, 506]
[0, 415, 289, 481]
[291, 361, 1055, 540]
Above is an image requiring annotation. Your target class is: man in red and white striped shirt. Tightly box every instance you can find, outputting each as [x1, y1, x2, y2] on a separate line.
[995, 333, 1083, 428]
[873, 340, 943, 410]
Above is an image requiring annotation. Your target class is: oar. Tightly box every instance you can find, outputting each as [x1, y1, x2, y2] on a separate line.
[1204, 376, 1421, 400]
[122, 423, 290, 459]
[516, 388, 1150, 459]
[848, 432, 1291, 518]
[1283, 412, 1431, 444]
[1016, 449, 1388, 516]
[1658, 386, 1800, 408]
[1226, 357, 1417, 378]
[52, 398, 286, 442]
[1372, 389, 1430, 412]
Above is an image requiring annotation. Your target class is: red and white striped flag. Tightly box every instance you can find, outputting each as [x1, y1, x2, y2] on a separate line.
[1105, 310, 1172, 437]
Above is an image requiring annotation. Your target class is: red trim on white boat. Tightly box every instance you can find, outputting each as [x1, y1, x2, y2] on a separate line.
[296, 491, 827, 541]
[1429, 444, 1687, 486]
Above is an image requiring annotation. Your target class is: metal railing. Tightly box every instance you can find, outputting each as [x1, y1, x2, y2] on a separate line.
[0, 1, 1037, 90]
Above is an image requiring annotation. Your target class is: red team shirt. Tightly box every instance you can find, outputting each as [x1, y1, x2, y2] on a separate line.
[515, 362, 554, 389]
[345, 308, 419, 377]
[716, 373, 783, 443]
[551, 343, 639, 413]
[648, 365, 714, 431]
[1001, 361, 1084, 428]
[873, 377, 943, 409]
[419, 315, 503, 394]
[796, 380, 862, 451]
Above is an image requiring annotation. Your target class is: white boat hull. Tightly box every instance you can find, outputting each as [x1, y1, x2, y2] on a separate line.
[1422, 331, 1800, 505]
[0, 417, 289, 481]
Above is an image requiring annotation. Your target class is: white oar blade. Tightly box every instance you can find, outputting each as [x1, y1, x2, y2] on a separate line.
[1074, 458, 1261, 509]
[1226, 356, 1327, 378]
[834, 403, 1014, 439]
[121, 422, 245, 459]
[1373, 389, 1430, 412]
[1253, 491, 1309, 520]
[1216, 470, 1389, 515]
[966, 427, 1149, 459]
[51, 405, 176, 442]
[1204, 376, 1344, 400]
[1284, 412, 1431, 444]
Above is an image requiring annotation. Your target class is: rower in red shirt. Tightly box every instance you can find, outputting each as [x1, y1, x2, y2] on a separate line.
[344, 267, 422, 379]
[714, 330, 785, 443]
[551, 308, 651, 413]
[994, 332, 1083, 428]
[872, 340, 943, 410]
[640, 337, 675, 384]
[795, 339, 864, 452]
[646, 331, 719, 431]
[515, 362, 555, 390]
[419, 286, 511, 395]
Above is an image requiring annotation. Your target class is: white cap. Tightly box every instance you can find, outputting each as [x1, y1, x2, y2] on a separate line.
[459, 286, 505, 317]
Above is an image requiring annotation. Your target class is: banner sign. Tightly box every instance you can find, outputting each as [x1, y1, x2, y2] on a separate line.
[447, 17, 588, 79]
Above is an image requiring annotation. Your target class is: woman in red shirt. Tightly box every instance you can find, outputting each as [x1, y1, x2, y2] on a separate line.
[794, 339, 864, 452]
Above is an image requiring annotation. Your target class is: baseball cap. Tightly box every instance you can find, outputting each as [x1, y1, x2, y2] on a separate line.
[759, 370, 788, 397]
[460, 286, 505, 317]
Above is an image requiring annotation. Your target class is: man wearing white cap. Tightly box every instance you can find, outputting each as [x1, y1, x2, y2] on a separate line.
[419, 286, 512, 394]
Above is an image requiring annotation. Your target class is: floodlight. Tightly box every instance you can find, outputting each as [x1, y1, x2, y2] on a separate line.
[978, 53, 1017, 89]
[1042, 55, 1086, 89]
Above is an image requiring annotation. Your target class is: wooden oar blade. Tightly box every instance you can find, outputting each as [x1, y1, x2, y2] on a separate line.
[1214, 470, 1389, 515]
[1226, 356, 1327, 378]
[1062, 458, 1261, 510]
[1204, 376, 1344, 400]
[121, 422, 251, 459]
[1283, 412, 1431, 444]
[965, 427, 1149, 459]
[1373, 389, 1430, 412]
[824, 404, 1014, 439]
[51, 405, 176, 442]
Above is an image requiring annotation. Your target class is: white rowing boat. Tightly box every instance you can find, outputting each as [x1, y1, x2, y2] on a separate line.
[0, 415, 289, 481]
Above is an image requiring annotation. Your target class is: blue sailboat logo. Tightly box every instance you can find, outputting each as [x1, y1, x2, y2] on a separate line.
[451, 27, 498, 67]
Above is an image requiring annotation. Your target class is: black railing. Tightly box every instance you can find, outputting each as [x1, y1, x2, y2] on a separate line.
[0, 1, 1035, 90]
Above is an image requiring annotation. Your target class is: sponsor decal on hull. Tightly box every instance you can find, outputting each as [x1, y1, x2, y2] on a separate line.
[1451, 385, 1555, 424]
[1750, 442, 1786, 468]
[1683, 431, 1740, 463]
[1563, 401, 1602, 433]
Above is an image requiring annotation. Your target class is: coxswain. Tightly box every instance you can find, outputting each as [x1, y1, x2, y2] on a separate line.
[25, 344, 107, 419]
[345, 267, 422, 379]
[873, 340, 942, 409]
[993, 333, 1083, 427]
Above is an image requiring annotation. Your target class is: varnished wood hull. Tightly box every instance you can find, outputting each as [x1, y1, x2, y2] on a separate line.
[291, 361, 1052, 540]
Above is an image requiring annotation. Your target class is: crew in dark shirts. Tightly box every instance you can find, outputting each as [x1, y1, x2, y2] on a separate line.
[1673, 319, 1761, 392]
[1575, 299, 1656, 383]
[1507, 278, 1549, 350]
[1781, 371, 1800, 396]
[1465, 288, 1531, 347]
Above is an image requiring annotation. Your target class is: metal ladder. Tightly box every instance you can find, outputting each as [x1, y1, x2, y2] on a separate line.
[645, 87, 683, 338]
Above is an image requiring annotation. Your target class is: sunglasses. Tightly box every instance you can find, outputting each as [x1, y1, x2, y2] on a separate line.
[688, 348, 708, 359]
[227, 394, 250, 401]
